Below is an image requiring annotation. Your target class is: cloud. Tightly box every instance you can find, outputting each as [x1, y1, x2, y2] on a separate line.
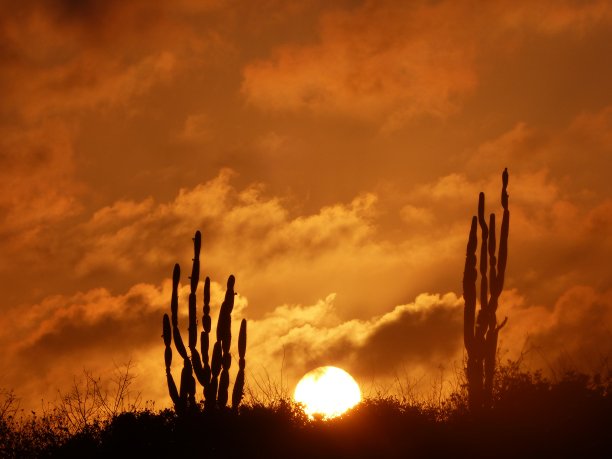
[255, 131, 288, 156]
[179, 113, 212, 143]
[466, 122, 543, 173]
[569, 105, 612, 151]
[0, 1, 188, 123]
[534, 286, 612, 370]
[498, 0, 612, 35]
[0, 0, 225, 263]
[242, 1, 478, 130]
[400, 205, 434, 226]
[60, 170, 479, 323]
[246, 292, 464, 391]
[241, 0, 612, 130]
[0, 120, 82, 252]
[499, 286, 612, 375]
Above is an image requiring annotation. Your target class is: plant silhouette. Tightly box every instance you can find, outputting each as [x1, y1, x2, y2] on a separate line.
[463, 168, 509, 411]
[163, 230, 247, 413]
[2, 362, 610, 458]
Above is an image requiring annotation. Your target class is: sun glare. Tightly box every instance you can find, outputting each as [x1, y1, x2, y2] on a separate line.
[294, 366, 361, 419]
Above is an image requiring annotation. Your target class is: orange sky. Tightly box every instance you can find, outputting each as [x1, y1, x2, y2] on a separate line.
[1, 0, 611, 411]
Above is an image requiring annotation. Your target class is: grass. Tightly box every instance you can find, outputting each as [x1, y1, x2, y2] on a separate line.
[1, 360, 610, 458]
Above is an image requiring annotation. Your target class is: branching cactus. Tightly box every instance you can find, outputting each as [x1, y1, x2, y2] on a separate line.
[463, 168, 509, 411]
[162, 230, 248, 412]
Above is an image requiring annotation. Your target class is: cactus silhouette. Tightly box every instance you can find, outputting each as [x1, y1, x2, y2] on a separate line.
[232, 319, 247, 409]
[463, 168, 509, 411]
[162, 231, 247, 412]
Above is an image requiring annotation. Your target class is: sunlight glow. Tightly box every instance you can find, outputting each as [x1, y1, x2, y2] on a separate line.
[294, 366, 361, 419]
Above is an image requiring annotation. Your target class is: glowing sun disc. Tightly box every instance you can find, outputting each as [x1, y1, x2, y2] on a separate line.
[294, 366, 361, 419]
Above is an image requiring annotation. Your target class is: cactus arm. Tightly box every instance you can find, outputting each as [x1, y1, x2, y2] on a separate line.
[487, 213, 497, 303]
[496, 210, 509, 298]
[163, 314, 171, 347]
[217, 275, 236, 408]
[495, 170, 510, 299]
[173, 325, 188, 360]
[202, 276, 212, 360]
[200, 276, 212, 401]
[201, 331, 211, 385]
[163, 314, 172, 369]
[206, 341, 223, 408]
[238, 318, 247, 358]
[171, 264, 180, 327]
[490, 170, 510, 310]
[163, 313, 180, 407]
[224, 275, 236, 314]
[179, 360, 187, 400]
[191, 348, 207, 386]
[169, 261, 189, 360]
[231, 371, 245, 410]
[231, 319, 247, 409]
[201, 276, 212, 383]
[218, 368, 230, 407]
[166, 371, 180, 407]
[478, 192, 489, 315]
[190, 231, 201, 293]
[188, 293, 197, 350]
[463, 216, 478, 353]
[188, 231, 201, 351]
[216, 275, 235, 354]
[211, 342, 222, 377]
[177, 358, 196, 410]
[202, 276, 212, 336]
[185, 362, 196, 408]
[474, 194, 489, 348]
[164, 347, 172, 370]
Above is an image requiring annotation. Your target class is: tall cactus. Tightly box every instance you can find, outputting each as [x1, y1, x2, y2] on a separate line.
[463, 169, 509, 411]
[162, 230, 248, 412]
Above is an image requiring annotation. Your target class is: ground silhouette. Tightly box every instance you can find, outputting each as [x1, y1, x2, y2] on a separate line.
[1, 360, 610, 458]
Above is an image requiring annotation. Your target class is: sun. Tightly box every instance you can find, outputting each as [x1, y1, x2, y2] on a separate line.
[294, 366, 361, 419]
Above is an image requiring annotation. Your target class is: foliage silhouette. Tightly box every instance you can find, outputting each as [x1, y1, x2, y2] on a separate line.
[55, 361, 141, 432]
[1, 360, 610, 458]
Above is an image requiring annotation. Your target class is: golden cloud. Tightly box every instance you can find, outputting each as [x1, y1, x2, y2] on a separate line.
[242, 1, 478, 130]
[241, 1, 612, 130]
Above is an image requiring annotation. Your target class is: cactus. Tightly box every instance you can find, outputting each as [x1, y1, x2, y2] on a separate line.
[162, 230, 247, 412]
[463, 168, 509, 411]
[232, 319, 247, 409]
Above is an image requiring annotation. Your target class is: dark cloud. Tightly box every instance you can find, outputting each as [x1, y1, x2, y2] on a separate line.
[522, 287, 612, 373]
[354, 298, 462, 376]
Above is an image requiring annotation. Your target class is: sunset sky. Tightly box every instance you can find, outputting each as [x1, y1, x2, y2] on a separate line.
[1, 0, 611, 411]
